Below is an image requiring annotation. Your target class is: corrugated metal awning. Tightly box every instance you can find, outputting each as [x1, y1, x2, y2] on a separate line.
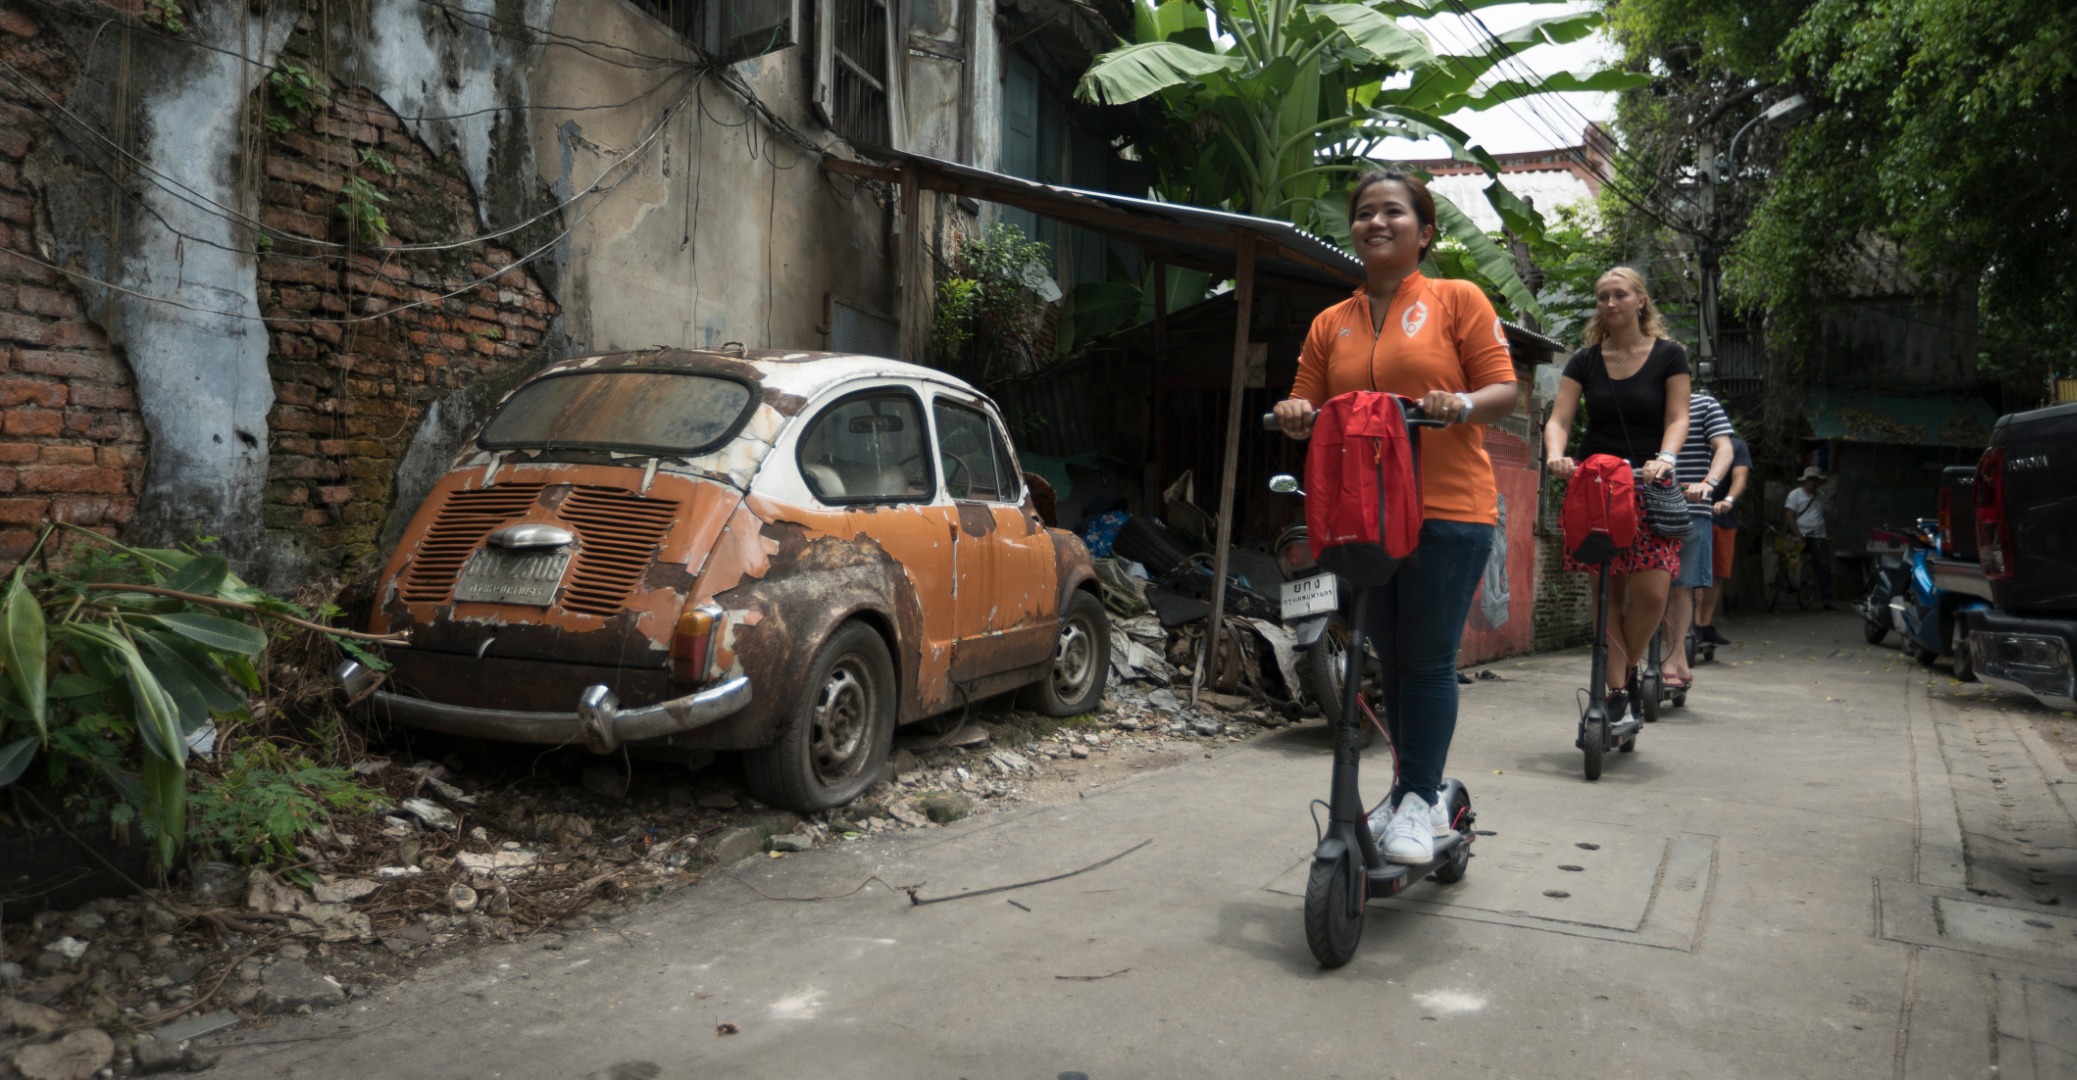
[1804, 390, 1999, 448]
[823, 151, 1363, 291]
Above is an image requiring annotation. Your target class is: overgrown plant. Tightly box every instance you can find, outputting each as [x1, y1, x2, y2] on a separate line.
[0, 529, 394, 871]
[141, 0, 187, 34]
[188, 744, 385, 868]
[935, 223, 1052, 380]
[338, 177, 391, 244]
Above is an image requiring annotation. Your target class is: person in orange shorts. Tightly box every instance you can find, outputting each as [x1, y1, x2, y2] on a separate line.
[1695, 435, 1750, 644]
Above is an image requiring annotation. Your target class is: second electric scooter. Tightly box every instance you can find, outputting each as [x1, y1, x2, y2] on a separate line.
[1262, 401, 1476, 968]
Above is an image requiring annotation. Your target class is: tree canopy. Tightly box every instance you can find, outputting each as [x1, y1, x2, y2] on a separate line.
[1603, 0, 2077, 393]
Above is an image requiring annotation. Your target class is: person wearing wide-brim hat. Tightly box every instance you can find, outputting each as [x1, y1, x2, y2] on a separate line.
[1785, 466, 1835, 608]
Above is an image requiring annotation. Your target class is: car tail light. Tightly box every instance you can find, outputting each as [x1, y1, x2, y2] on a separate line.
[1976, 446, 2011, 580]
[671, 603, 726, 683]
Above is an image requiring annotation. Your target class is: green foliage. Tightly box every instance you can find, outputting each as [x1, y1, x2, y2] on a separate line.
[188, 744, 385, 865]
[934, 223, 1053, 379]
[337, 177, 391, 244]
[1076, 1, 1649, 321]
[268, 60, 322, 115]
[0, 529, 370, 870]
[358, 148, 396, 176]
[140, 0, 186, 34]
[1603, 0, 2077, 392]
[263, 113, 295, 135]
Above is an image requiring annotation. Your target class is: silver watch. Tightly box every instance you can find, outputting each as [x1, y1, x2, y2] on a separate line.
[1454, 392, 1475, 423]
[1654, 451, 1678, 464]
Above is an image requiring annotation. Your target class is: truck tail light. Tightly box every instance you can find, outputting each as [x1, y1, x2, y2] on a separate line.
[1936, 483, 1955, 558]
[1976, 446, 2012, 581]
[671, 603, 726, 683]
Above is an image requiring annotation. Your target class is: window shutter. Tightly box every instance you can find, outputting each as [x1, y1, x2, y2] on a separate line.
[701, 0, 800, 62]
[813, 0, 903, 151]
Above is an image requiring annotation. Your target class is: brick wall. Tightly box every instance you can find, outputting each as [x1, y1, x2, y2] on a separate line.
[0, 0, 147, 568]
[1532, 531, 1598, 654]
[255, 48, 559, 574]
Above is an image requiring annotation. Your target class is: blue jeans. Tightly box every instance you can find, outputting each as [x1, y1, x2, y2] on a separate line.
[1358, 519, 1495, 811]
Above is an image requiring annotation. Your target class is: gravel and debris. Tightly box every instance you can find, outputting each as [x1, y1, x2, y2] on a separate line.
[0, 612, 1314, 1076]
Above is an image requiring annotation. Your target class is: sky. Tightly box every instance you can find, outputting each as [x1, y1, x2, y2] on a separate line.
[1374, 1, 1623, 157]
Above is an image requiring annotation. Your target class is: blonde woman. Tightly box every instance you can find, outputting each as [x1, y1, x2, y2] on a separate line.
[1542, 267, 1691, 718]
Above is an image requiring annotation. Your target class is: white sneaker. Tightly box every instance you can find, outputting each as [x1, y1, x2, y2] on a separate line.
[1430, 794, 1454, 837]
[1383, 793, 1437, 864]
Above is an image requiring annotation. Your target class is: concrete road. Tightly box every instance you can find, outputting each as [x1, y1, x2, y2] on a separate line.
[208, 611, 2077, 1079]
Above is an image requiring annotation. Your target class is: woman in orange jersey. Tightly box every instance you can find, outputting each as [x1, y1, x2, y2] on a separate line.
[1271, 170, 1517, 867]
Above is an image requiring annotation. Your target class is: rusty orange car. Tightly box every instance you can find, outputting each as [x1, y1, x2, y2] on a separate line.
[335, 348, 1109, 811]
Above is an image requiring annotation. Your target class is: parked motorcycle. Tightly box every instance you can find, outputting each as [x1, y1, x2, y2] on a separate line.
[1860, 519, 1987, 675]
[1857, 524, 1917, 646]
[1267, 475, 1379, 737]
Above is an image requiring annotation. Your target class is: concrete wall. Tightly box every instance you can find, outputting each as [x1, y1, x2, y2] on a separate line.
[2, 0, 1051, 583]
[1815, 294, 1978, 392]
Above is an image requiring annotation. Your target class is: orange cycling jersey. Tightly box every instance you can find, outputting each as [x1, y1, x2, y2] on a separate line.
[1288, 272, 1516, 525]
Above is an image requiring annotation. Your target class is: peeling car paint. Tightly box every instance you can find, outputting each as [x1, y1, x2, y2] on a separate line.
[363, 348, 1097, 757]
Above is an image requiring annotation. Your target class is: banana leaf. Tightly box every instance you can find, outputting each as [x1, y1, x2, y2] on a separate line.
[0, 735, 35, 787]
[2, 569, 47, 738]
[1077, 41, 1245, 106]
[159, 554, 231, 598]
[1303, 4, 1436, 70]
[48, 673, 111, 699]
[141, 631, 246, 715]
[1433, 196, 1546, 322]
[141, 612, 268, 656]
[141, 754, 185, 870]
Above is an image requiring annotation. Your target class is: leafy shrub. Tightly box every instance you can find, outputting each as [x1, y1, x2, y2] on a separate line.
[188, 744, 385, 866]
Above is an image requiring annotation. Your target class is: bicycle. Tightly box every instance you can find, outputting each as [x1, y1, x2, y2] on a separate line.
[1766, 527, 1821, 611]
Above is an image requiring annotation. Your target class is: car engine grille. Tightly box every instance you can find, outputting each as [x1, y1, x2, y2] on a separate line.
[557, 487, 681, 616]
[397, 484, 679, 613]
[397, 484, 548, 604]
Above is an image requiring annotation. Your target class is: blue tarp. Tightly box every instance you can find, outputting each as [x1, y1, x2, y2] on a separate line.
[1803, 390, 1999, 448]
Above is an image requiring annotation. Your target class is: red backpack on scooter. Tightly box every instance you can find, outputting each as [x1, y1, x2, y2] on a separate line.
[1304, 391, 1423, 587]
[1560, 453, 1639, 565]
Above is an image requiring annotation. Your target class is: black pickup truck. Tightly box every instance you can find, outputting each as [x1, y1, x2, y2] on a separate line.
[1961, 401, 2077, 710]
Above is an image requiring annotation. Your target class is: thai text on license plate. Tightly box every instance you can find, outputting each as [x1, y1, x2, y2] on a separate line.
[1279, 572, 1338, 620]
[453, 547, 575, 606]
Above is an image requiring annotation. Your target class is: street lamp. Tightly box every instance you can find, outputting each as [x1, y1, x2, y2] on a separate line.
[1697, 93, 1813, 384]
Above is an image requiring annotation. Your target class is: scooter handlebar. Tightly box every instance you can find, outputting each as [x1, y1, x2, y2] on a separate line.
[1260, 398, 1444, 432]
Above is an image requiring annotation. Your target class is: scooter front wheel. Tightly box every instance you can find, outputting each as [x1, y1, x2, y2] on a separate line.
[1582, 716, 1606, 781]
[1303, 854, 1365, 967]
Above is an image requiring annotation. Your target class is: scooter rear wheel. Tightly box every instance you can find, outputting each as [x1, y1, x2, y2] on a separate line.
[1431, 788, 1473, 884]
[1303, 855, 1365, 967]
[1641, 674, 1661, 722]
[1582, 716, 1606, 781]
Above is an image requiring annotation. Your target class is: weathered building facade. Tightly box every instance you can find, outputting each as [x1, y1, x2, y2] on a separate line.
[0, 0, 1129, 582]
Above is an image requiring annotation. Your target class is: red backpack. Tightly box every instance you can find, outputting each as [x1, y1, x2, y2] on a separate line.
[1304, 391, 1423, 587]
[1561, 453, 1639, 565]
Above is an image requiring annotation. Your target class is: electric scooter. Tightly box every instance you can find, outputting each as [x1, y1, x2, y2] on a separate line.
[1261, 403, 1476, 969]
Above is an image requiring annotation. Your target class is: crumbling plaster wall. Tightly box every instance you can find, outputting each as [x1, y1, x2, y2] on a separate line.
[532, 0, 897, 357]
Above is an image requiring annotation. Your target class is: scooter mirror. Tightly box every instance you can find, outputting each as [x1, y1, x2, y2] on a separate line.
[1268, 474, 1302, 494]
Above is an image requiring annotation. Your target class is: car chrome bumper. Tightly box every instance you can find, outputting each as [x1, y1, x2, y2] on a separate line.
[1966, 611, 2077, 711]
[334, 661, 752, 754]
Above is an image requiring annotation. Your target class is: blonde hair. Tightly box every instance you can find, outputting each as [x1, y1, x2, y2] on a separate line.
[1583, 266, 1668, 345]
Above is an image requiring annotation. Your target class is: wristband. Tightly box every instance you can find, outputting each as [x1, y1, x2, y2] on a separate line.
[1654, 451, 1678, 465]
[1454, 392, 1475, 423]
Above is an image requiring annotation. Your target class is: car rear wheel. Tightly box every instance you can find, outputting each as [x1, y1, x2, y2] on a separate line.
[745, 622, 896, 813]
[1023, 591, 1110, 716]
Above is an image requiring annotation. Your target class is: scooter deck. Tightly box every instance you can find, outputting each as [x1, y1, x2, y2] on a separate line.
[1363, 830, 1470, 899]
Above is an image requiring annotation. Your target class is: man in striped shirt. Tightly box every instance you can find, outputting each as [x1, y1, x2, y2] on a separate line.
[1661, 390, 1736, 688]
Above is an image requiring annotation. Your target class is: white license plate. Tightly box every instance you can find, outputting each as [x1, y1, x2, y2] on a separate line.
[1280, 572, 1339, 620]
[453, 547, 575, 606]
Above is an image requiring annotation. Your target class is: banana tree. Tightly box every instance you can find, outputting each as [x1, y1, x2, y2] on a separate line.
[1076, 0, 1651, 320]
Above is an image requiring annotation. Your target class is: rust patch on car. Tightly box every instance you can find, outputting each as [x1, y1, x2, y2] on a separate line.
[956, 503, 996, 538]
[762, 388, 808, 416]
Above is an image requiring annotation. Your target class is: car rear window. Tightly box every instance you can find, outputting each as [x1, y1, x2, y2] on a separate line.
[479, 371, 756, 455]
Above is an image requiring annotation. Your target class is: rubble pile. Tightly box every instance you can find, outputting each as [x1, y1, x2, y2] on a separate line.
[0, 654, 1305, 1075]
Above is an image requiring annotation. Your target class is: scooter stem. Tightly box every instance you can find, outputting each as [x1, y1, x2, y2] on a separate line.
[1330, 590, 1382, 868]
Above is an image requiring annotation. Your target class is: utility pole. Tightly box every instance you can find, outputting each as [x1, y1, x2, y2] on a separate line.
[1695, 132, 1719, 385]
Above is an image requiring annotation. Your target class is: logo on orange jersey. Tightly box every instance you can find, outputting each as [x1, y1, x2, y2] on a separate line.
[1401, 301, 1429, 338]
[1493, 316, 1507, 345]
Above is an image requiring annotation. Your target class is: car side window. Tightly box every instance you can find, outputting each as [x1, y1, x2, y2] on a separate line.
[932, 400, 1020, 503]
[796, 392, 931, 504]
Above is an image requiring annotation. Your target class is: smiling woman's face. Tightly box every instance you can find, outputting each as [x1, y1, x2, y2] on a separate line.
[1349, 180, 1431, 271]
